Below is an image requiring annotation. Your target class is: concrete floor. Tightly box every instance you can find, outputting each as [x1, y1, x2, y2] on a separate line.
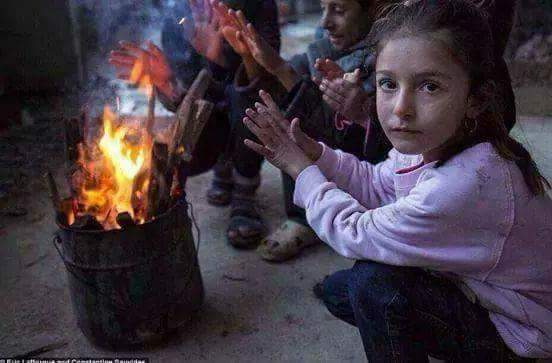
[1, 13, 552, 363]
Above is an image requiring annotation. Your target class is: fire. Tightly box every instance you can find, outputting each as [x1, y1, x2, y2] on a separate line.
[75, 106, 152, 229]
[69, 49, 165, 230]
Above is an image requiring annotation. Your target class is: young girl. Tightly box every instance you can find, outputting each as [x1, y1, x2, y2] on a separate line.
[242, 0, 552, 360]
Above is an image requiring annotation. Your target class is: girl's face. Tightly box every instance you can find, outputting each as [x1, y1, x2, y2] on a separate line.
[375, 36, 473, 162]
[319, 0, 371, 50]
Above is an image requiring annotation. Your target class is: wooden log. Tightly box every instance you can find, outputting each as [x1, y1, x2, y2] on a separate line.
[43, 171, 74, 226]
[168, 69, 212, 167]
[64, 115, 85, 198]
[44, 170, 61, 212]
[180, 99, 214, 162]
[146, 142, 171, 219]
[59, 198, 76, 226]
[64, 116, 83, 167]
[169, 168, 182, 203]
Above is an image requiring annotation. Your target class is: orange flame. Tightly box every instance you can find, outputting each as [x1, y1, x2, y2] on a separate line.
[75, 106, 152, 229]
[72, 51, 159, 230]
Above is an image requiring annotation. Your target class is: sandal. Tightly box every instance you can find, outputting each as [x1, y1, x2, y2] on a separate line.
[206, 159, 233, 206]
[226, 172, 267, 248]
[227, 197, 267, 249]
[257, 219, 321, 262]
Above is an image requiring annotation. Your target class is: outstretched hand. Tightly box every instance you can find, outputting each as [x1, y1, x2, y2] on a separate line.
[228, 10, 286, 76]
[181, 0, 226, 66]
[242, 90, 322, 179]
[210, 1, 250, 57]
[313, 58, 345, 81]
[109, 41, 175, 99]
[313, 68, 371, 125]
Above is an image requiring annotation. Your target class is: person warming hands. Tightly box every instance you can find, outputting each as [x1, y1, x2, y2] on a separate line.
[242, 90, 323, 180]
[313, 66, 373, 127]
[109, 41, 180, 103]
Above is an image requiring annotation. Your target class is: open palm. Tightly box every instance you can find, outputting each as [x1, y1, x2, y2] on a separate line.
[242, 91, 320, 179]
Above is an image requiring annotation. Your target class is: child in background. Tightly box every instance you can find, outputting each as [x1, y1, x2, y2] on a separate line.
[241, 0, 552, 360]
[219, 0, 399, 259]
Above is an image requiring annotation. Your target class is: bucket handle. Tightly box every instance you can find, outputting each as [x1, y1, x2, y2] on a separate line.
[52, 233, 176, 271]
[52, 233, 198, 312]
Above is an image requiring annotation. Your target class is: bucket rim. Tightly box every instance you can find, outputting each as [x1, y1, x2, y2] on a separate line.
[55, 198, 187, 235]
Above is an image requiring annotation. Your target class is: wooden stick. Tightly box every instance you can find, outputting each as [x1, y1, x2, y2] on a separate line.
[180, 99, 214, 162]
[146, 88, 156, 139]
[147, 142, 171, 219]
[64, 115, 84, 199]
[44, 171, 61, 212]
[168, 69, 211, 166]
[64, 116, 83, 166]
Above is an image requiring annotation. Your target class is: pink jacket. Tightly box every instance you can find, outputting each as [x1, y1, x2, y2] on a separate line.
[294, 142, 552, 358]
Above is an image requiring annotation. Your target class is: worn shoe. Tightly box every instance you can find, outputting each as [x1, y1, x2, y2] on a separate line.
[206, 158, 233, 206]
[257, 219, 321, 262]
[226, 171, 267, 248]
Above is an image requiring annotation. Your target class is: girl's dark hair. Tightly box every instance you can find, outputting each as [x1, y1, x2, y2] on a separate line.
[369, 0, 550, 195]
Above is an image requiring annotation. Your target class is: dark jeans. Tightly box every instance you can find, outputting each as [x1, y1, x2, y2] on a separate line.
[321, 261, 536, 363]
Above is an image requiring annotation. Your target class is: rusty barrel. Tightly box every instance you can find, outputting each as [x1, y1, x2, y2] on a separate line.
[54, 199, 204, 349]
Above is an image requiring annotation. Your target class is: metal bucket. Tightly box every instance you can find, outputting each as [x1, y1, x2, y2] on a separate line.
[53, 198, 204, 349]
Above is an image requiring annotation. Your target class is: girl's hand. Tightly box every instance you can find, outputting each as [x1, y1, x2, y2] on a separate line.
[109, 41, 175, 99]
[182, 0, 226, 66]
[257, 90, 323, 161]
[242, 90, 321, 179]
[314, 58, 345, 80]
[314, 69, 371, 124]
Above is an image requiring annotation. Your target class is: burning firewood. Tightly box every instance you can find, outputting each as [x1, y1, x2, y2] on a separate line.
[169, 168, 182, 202]
[43, 171, 75, 226]
[147, 142, 171, 219]
[61, 70, 213, 229]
